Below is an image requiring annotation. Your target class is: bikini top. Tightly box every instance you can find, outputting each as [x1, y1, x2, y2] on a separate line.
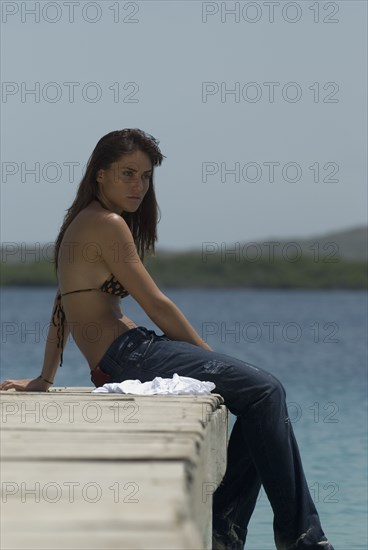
[52, 273, 129, 367]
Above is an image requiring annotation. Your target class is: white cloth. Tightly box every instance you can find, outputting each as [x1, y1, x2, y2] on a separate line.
[92, 373, 216, 395]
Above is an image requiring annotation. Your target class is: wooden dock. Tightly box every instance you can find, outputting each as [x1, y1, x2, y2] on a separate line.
[0, 387, 229, 549]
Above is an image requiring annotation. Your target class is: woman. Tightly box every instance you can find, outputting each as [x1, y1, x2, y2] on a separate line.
[0, 129, 335, 550]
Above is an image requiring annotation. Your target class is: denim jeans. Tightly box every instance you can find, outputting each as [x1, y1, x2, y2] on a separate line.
[91, 326, 334, 550]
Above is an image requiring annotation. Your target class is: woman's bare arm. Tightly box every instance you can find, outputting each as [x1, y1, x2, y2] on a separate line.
[0, 290, 70, 391]
[39, 289, 70, 383]
[100, 214, 212, 351]
[148, 295, 213, 351]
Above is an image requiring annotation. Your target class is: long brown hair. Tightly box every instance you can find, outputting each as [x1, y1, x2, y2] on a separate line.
[54, 129, 165, 273]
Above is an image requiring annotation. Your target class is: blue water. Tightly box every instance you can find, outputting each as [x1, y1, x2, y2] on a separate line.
[1, 288, 367, 549]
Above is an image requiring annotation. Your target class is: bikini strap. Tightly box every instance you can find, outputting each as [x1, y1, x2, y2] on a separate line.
[52, 289, 99, 367]
[52, 293, 66, 367]
[61, 288, 99, 297]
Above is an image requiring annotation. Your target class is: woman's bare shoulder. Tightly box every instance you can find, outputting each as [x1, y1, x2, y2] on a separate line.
[58, 203, 128, 278]
[66, 202, 124, 237]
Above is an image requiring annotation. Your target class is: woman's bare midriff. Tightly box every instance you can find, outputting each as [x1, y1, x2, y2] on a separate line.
[60, 292, 138, 371]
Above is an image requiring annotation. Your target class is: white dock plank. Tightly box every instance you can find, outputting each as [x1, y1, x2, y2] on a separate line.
[0, 388, 229, 549]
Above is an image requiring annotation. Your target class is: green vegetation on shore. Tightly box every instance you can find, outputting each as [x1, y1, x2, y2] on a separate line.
[1, 252, 366, 289]
[2, 227, 366, 289]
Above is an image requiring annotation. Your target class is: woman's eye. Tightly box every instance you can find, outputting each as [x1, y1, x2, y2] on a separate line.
[122, 171, 151, 181]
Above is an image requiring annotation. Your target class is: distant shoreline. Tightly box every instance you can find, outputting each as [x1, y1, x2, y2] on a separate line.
[1, 256, 366, 290]
[1, 226, 367, 289]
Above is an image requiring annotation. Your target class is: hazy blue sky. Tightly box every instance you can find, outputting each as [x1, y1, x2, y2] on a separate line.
[1, 0, 367, 250]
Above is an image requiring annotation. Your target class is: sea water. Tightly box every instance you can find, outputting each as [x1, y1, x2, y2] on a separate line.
[1, 288, 367, 549]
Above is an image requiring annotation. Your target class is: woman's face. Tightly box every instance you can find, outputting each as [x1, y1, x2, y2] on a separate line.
[96, 150, 153, 214]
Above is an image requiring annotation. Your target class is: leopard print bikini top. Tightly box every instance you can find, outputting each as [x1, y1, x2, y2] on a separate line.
[52, 274, 129, 367]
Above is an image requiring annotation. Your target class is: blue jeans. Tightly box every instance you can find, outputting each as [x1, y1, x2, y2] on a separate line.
[91, 326, 334, 550]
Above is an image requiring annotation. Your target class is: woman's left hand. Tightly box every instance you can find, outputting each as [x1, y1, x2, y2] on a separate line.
[0, 377, 51, 392]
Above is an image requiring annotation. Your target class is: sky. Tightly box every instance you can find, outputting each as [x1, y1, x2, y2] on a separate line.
[1, 0, 367, 251]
